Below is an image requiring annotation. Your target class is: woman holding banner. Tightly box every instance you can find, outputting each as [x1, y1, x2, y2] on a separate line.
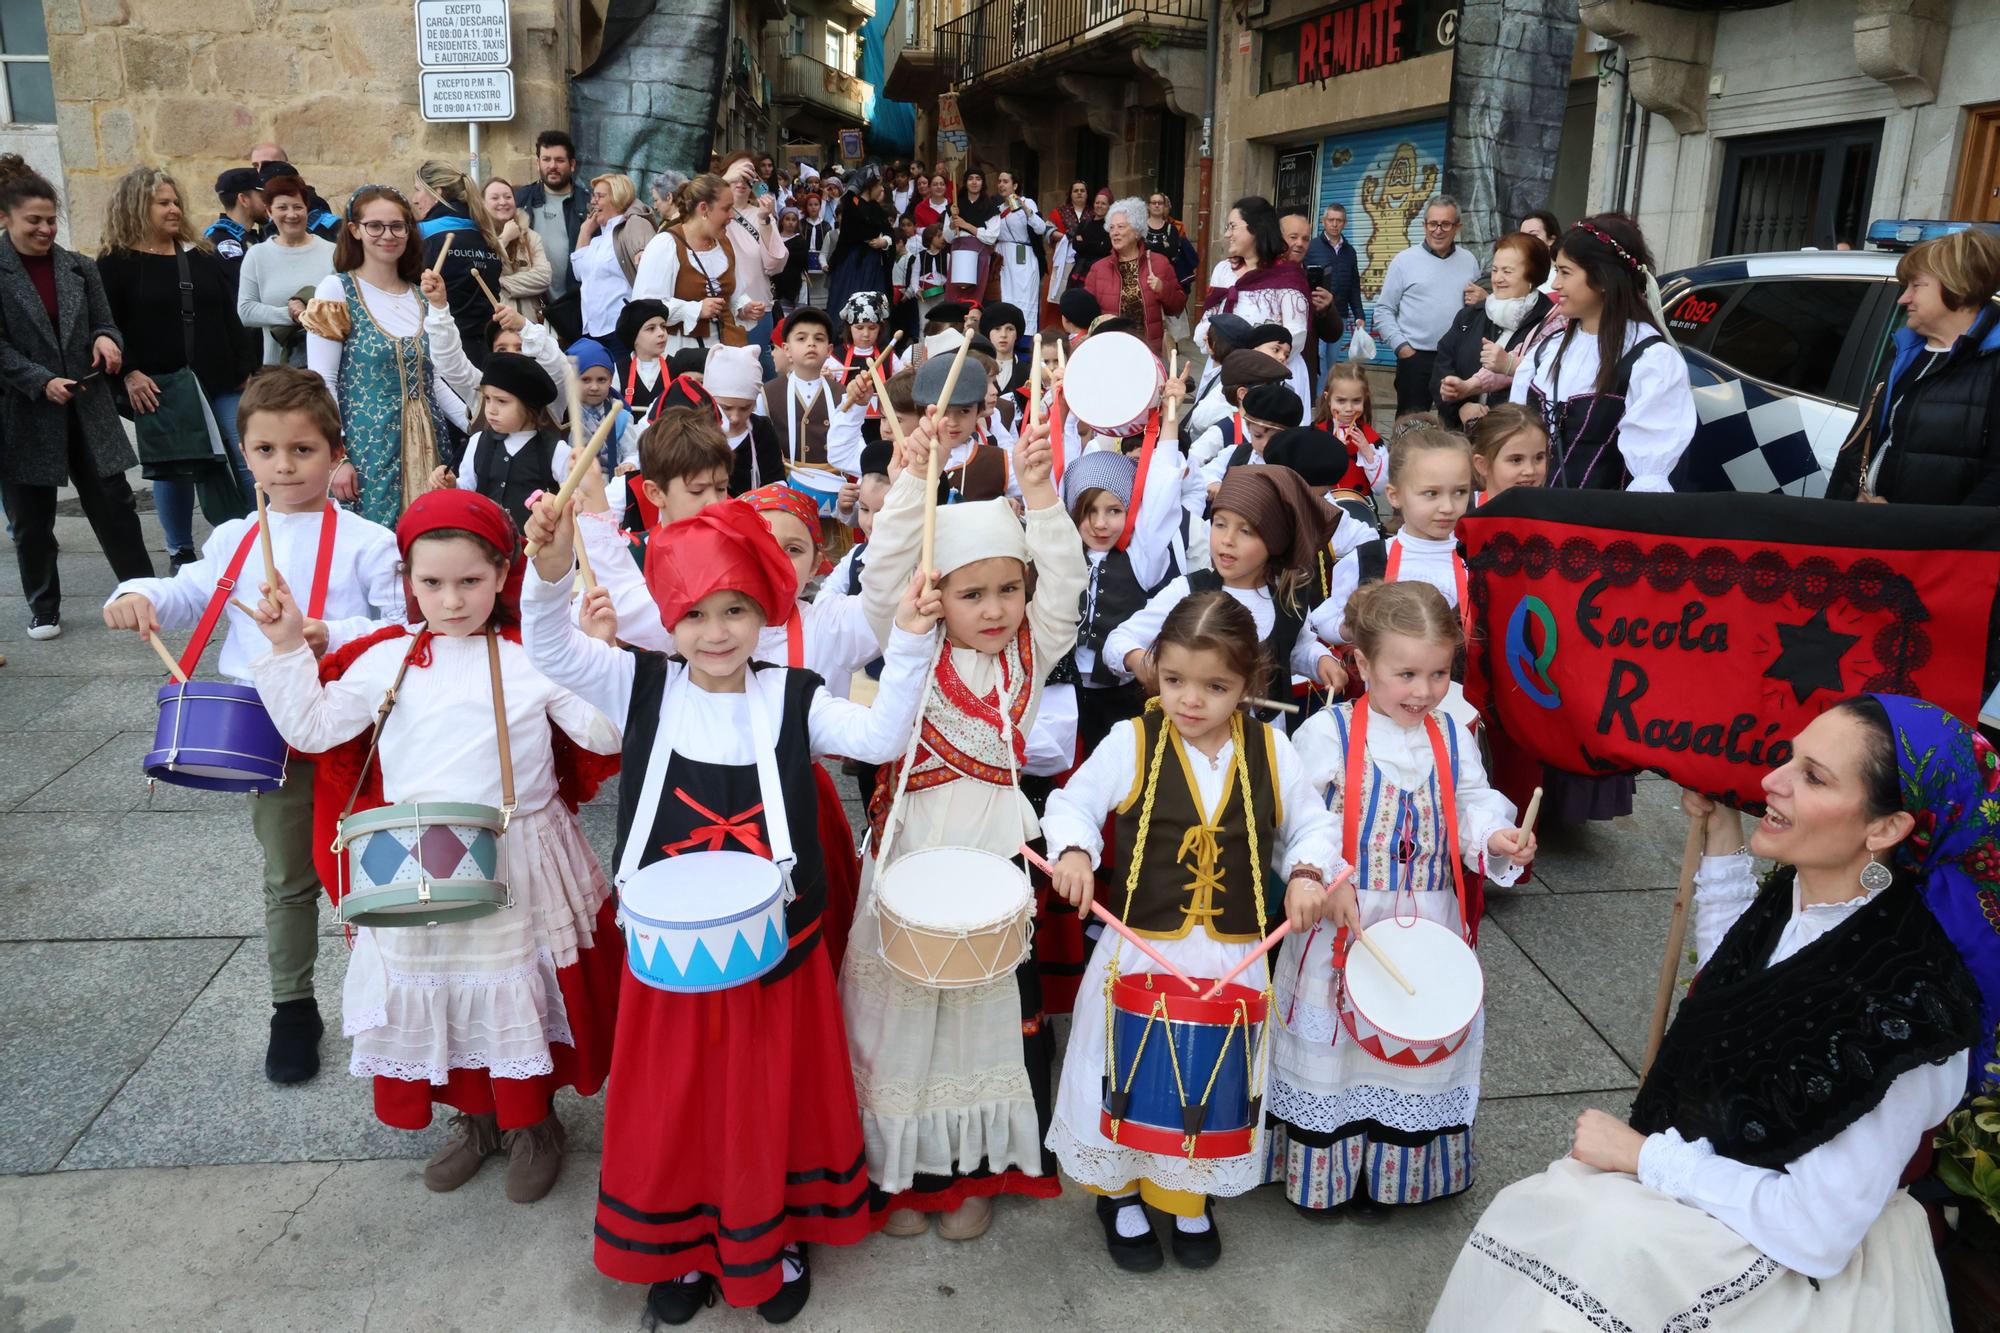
[1429, 694, 1992, 1332]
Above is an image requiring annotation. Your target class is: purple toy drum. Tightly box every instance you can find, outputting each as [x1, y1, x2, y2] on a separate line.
[146, 681, 288, 793]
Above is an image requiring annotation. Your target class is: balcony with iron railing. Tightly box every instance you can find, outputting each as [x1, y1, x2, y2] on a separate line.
[883, 0, 946, 101]
[937, 0, 1205, 88]
[773, 52, 868, 124]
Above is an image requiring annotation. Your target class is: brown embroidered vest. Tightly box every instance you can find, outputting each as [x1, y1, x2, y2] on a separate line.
[1110, 710, 1282, 942]
[670, 228, 744, 347]
[763, 375, 831, 465]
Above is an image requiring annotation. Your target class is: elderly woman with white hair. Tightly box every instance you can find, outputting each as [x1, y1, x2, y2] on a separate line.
[1083, 195, 1187, 354]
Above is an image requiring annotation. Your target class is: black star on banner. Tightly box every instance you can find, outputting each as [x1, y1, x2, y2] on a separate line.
[1764, 607, 1862, 705]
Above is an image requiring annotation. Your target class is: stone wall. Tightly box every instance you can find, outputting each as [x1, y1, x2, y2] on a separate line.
[44, 0, 579, 251]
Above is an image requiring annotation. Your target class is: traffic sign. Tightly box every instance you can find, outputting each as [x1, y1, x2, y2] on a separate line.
[415, 0, 512, 70]
[419, 68, 515, 122]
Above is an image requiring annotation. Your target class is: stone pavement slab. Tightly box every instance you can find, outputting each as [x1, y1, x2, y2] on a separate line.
[1486, 889, 1694, 1072]
[0, 938, 237, 1173]
[0, 810, 266, 941]
[0, 728, 116, 810]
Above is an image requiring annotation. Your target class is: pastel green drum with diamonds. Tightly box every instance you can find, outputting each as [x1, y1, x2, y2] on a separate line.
[336, 801, 510, 927]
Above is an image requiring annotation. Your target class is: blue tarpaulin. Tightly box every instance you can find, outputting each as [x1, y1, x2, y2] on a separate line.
[861, 0, 916, 156]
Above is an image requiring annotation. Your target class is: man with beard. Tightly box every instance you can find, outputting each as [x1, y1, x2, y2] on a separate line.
[514, 131, 587, 345]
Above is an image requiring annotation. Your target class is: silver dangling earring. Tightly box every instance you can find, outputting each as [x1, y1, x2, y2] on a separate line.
[1860, 857, 1894, 893]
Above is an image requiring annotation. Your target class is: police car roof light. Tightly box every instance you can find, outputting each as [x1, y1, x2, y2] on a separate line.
[1865, 219, 2000, 252]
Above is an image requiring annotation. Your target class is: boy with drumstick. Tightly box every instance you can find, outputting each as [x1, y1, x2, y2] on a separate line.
[101, 369, 403, 1084]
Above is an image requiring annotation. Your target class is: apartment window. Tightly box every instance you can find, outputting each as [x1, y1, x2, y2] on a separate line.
[1711, 123, 1882, 256]
[784, 16, 807, 58]
[825, 23, 847, 70]
[0, 0, 54, 125]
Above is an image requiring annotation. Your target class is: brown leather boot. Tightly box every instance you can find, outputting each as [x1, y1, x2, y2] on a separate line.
[503, 1114, 567, 1203]
[422, 1112, 500, 1193]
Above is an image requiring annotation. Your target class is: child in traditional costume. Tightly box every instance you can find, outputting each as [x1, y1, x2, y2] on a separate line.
[102, 369, 404, 1085]
[1309, 427, 1474, 658]
[431, 351, 568, 529]
[246, 489, 622, 1201]
[1108, 465, 1343, 732]
[843, 363, 1087, 1240]
[1043, 592, 1341, 1269]
[1466, 402, 1550, 504]
[1314, 364, 1384, 497]
[1270, 581, 1534, 1216]
[519, 496, 937, 1324]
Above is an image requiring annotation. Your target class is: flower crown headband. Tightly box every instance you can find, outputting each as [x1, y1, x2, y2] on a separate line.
[1572, 220, 1647, 276]
[347, 183, 410, 221]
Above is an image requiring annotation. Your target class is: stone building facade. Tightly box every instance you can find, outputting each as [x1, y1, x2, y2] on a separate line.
[15, 0, 587, 251]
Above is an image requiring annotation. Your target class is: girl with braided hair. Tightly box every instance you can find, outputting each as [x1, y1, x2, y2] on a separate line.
[1041, 589, 1342, 1271]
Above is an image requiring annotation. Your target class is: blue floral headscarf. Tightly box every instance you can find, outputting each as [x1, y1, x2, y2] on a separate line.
[1875, 694, 2000, 1093]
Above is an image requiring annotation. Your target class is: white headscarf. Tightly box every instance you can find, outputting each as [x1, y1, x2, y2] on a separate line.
[932, 497, 1029, 577]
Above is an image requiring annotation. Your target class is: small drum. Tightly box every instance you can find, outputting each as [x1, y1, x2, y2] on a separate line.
[1063, 332, 1163, 437]
[619, 850, 789, 992]
[337, 801, 510, 927]
[875, 847, 1031, 989]
[1339, 917, 1484, 1067]
[785, 467, 847, 519]
[146, 680, 288, 793]
[1102, 973, 1267, 1159]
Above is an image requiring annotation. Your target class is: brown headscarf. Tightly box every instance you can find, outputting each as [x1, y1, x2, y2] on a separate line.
[1212, 464, 1338, 574]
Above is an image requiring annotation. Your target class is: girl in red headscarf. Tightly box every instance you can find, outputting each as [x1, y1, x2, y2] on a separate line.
[518, 496, 941, 1324]
[244, 489, 623, 1204]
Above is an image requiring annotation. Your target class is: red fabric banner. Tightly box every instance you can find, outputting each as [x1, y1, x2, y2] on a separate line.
[1462, 490, 2000, 811]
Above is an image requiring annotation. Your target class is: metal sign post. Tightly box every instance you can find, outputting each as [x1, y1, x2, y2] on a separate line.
[414, 0, 514, 178]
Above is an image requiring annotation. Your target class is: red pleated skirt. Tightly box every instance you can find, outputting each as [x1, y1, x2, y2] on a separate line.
[813, 761, 860, 970]
[593, 942, 873, 1307]
[370, 897, 624, 1132]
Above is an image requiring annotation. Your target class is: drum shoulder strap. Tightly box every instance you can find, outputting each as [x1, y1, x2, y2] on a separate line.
[335, 631, 515, 828]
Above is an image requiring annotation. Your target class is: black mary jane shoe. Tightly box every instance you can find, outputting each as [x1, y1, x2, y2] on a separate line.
[1095, 1193, 1164, 1273]
[644, 1274, 716, 1328]
[1168, 1201, 1222, 1269]
[1342, 1190, 1392, 1226]
[264, 998, 324, 1085]
[1292, 1199, 1345, 1223]
[757, 1245, 811, 1325]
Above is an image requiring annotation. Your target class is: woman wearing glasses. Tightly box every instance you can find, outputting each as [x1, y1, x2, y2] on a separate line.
[303, 185, 465, 527]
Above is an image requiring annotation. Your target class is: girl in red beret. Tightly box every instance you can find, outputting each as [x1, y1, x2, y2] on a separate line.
[245, 489, 624, 1205]
[520, 496, 942, 1324]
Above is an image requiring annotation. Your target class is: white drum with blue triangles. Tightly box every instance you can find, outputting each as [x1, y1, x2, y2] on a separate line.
[617, 849, 788, 992]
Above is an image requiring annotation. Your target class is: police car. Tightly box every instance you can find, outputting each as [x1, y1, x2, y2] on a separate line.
[1661, 219, 1990, 497]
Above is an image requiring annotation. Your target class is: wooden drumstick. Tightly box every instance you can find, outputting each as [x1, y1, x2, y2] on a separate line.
[919, 333, 976, 577]
[524, 410, 620, 556]
[1161, 348, 1181, 436]
[1028, 343, 1044, 432]
[1018, 843, 1201, 994]
[1520, 786, 1544, 840]
[1354, 925, 1417, 997]
[429, 231, 452, 274]
[1243, 695, 1301, 715]
[252, 481, 279, 596]
[572, 510, 596, 591]
[471, 267, 502, 310]
[865, 337, 907, 450]
[147, 631, 190, 684]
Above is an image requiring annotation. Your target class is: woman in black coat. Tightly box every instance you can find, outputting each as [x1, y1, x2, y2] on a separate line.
[0, 166, 154, 639]
[1827, 228, 2000, 504]
[827, 167, 894, 317]
[1432, 232, 1553, 430]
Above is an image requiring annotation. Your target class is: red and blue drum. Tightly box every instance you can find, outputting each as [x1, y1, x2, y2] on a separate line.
[1100, 971, 1268, 1159]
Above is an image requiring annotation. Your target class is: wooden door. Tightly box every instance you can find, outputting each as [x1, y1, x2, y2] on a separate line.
[1952, 103, 2000, 223]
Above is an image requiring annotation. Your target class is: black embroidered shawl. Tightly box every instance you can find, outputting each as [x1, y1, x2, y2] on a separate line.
[1629, 875, 1981, 1169]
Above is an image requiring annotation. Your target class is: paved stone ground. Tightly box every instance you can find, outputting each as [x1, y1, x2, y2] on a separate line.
[0, 480, 1697, 1332]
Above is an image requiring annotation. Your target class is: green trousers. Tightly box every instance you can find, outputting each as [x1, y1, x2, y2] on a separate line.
[248, 757, 322, 1003]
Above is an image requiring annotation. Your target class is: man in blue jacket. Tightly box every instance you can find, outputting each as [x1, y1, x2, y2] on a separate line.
[515, 130, 588, 346]
[1306, 203, 1366, 379]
